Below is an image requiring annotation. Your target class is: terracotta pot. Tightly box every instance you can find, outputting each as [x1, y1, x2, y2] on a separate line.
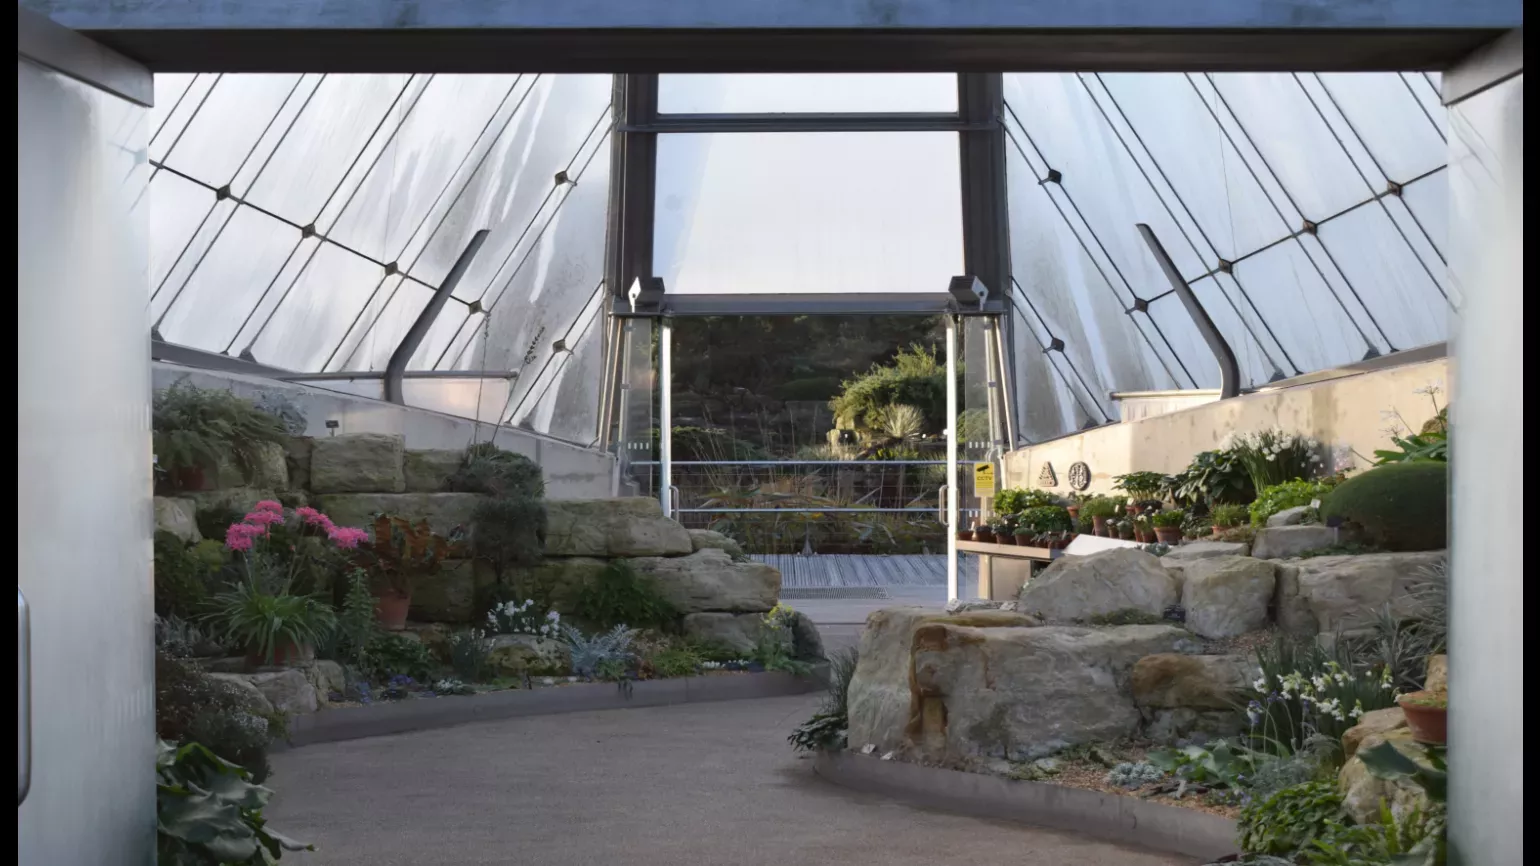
[1211, 525, 1225, 537]
[170, 464, 207, 493]
[1092, 516, 1109, 535]
[246, 639, 313, 668]
[1066, 505, 1080, 520]
[1013, 533, 1033, 547]
[1398, 693, 1448, 744]
[996, 533, 1016, 546]
[973, 530, 996, 543]
[955, 530, 973, 542]
[374, 589, 412, 631]
[1155, 526, 1184, 545]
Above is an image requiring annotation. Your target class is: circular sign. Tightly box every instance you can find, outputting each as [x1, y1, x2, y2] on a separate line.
[1067, 461, 1092, 491]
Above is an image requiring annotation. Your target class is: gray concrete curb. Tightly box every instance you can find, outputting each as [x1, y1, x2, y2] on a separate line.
[813, 750, 1238, 862]
[279, 669, 823, 748]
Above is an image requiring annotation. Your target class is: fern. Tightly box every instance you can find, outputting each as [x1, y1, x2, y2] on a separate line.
[562, 624, 639, 679]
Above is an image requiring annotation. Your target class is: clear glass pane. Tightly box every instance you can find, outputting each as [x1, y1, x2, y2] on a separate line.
[510, 292, 606, 444]
[156, 206, 301, 352]
[1316, 73, 1448, 184]
[243, 74, 413, 224]
[1096, 73, 1294, 263]
[400, 297, 469, 370]
[1208, 73, 1376, 220]
[1399, 172, 1450, 263]
[1309, 205, 1450, 351]
[411, 74, 612, 298]
[147, 171, 215, 298]
[659, 74, 957, 114]
[654, 131, 963, 294]
[329, 277, 432, 371]
[1228, 241, 1373, 372]
[618, 318, 657, 498]
[149, 73, 215, 164]
[247, 244, 392, 369]
[159, 74, 304, 186]
[401, 378, 512, 424]
[323, 75, 522, 264]
[1145, 287, 1280, 389]
[1010, 310, 1088, 443]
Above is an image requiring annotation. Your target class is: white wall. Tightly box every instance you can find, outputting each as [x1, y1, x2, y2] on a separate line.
[1003, 358, 1448, 494]
[152, 363, 617, 499]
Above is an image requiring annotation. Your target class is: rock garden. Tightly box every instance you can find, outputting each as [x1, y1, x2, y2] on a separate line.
[150, 384, 818, 864]
[794, 422, 1454, 866]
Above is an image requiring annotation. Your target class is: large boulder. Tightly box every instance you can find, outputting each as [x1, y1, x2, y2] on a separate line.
[247, 669, 319, 715]
[313, 492, 486, 537]
[688, 528, 746, 559]
[909, 623, 1199, 762]
[1160, 540, 1251, 565]
[284, 437, 313, 491]
[546, 498, 694, 557]
[245, 441, 291, 490]
[1267, 505, 1314, 527]
[410, 559, 496, 622]
[628, 548, 780, 614]
[309, 433, 406, 494]
[847, 607, 1038, 756]
[154, 496, 201, 543]
[404, 449, 465, 493]
[682, 612, 766, 654]
[206, 673, 275, 715]
[1274, 551, 1447, 634]
[186, 487, 280, 518]
[1252, 525, 1339, 559]
[297, 660, 347, 707]
[1338, 729, 1433, 824]
[1181, 556, 1277, 638]
[1341, 706, 1409, 759]
[1131, 653, 1255, 744]
[1017, 548, 1179, 623]
[502, 557, 611, 614]
[487, 634, 568, 677]
[788, 609, 826, 661]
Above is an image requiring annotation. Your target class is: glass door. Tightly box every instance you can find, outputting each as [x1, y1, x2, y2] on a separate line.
[945, 314, 1014, 601]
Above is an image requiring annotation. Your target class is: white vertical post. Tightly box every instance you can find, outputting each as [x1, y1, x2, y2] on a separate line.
[658, 317, 673, 518]
[945, 315, 960, 603]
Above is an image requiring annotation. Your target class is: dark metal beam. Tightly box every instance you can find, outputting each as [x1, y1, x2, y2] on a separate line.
[957, 73, 1017, 437]
[1138, 224, 1241, 399]
[22, 0, 1519, 73]
[628, 112, 974, 133]
[613, 292, 1006, 317]
[383, 229, 488, 404]
[151, 339, 290, 377]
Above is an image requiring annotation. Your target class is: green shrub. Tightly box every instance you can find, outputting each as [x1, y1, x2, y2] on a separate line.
[155, 652, 281, 783]
[1320, 462, 1448, 551]
[154, 532, 228, 619]
[1017, 505, 1073, 533]
[205, 582, 337, 665]
[361, 632, 438, 682]
[829, 344, 947, 433]
[152, 383, 289, 492]
[648, 646, 704, 678]
[1150, 509, 1186, 528]
[1250, 479, 1336, 526]
[157, 740, 310, 864]
[570, 560, 680, 631]
[447, 442, 546, 499]
[1237, 781, 1345, 856]
[993, 488, 1057, 515]
[1211, 503, 1249, 528]
[1171, 448, 1256, 507]
[1113, 471, 1168, 500]
[1080, 496, 1122, 519]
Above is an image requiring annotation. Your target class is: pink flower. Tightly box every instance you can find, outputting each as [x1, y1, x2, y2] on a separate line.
[253, 500, 284, 514]
[295, 506, 324, 525]
[226, 533, 255, 552]
[224, 522, 269, 551]
[243, 509, 285, 526]
[327, 526, 369, 549]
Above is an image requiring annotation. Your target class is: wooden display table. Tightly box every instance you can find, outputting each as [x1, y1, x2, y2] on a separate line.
[956, 540, 1064, 601]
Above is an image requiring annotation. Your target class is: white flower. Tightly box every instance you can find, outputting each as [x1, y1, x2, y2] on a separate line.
[1350, 701, 1365, 719]
[1253, 677, 1268, 693]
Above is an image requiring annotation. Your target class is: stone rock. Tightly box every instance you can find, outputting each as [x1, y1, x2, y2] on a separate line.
[947, 599, 1020, 613]
[1424, 654, 1448, 695]
[1338, 729, 1432, 824]
[403, 623, 453, 661]
[186, 487, 280, 517]
[1252, 525, 1339, 559]
[314, 492, 486, 537]
[246, 441, 290, 490]
[1143, 708, 1246, 745]
[688, 528, 745, 559]
[206, 673, 275, 715]
[505, 557, 611, 615]
[410, 559, 496, 622]
[247, 669, 319, 715]
[1341, 706, 1409, 759]
[154, 496, 202, 543]
[546, 498, 694, 557]
[309, 433, 406, 494]
[847, 607, 1039, 757]
[909, 623, 1199, 761]
[788, 609, 826, 661]
[404, 449, 465, 493]
[1160, 541, 1251, 565]
[1274, 551, 1447, 634]
[1017, 548, 1179, 623]
[488, 634, 568, 677]
[284, 437, 313, 491]
[682, 612, 766, 653]
[297, 660, 347, 707]
[628, 548, 780, 614]
[1181, 556, 1277, 638]
[1130, 653, 1257, 710]
[1267, 505, 1315, 527]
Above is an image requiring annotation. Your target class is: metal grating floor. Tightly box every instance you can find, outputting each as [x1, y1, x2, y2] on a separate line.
[751, 554, 972, 589]
[779, 586, 892, 601]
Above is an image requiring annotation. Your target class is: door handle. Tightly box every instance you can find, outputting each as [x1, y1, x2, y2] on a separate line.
[938, 485, 948, 524]
[668, 485, 681, 520]
[19, 588, 31, 806]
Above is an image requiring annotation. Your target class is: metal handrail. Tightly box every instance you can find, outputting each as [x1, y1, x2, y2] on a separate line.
[633, 459, 948, 466]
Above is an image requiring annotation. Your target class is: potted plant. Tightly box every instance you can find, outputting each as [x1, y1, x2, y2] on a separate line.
[357, 515, 456, 630]
[1210, 503, 1249, 536]
[972, 522, 996, 544]
[152, 383, 288, 494]
[1114, 471, 1169, 509]
[1081, 497, 1118, 537]
[208, 580, 336, 667]
[1116, 518, 1136, 540]
[1012, 525, 1034, 546]
[1397, 691, 1448, 744]
[1133, 515, 1153, 543]
[955, 525, 974, 542]
[1065, 494, 1082, 522]
[1150, 509, 1187, 544]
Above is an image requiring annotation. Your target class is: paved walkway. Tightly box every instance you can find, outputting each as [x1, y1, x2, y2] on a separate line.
[266, 694, 1187, 866]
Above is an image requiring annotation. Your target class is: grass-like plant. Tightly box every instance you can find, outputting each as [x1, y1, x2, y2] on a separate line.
[206, 580, 336, 665]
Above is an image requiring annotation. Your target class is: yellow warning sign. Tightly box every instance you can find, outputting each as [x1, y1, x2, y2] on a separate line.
[973, 462, 996, 496]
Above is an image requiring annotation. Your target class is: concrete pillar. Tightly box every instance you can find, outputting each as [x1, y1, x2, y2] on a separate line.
[1443, 30, 1523, 866]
